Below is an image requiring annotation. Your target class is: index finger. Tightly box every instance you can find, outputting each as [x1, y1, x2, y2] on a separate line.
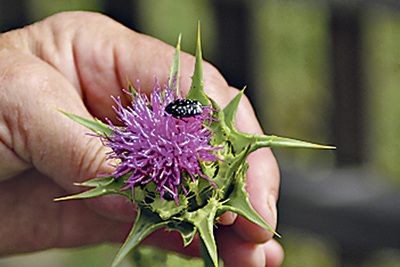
[27, 11, 228, 120]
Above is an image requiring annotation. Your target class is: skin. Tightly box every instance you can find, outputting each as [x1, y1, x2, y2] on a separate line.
[0, 11, 283, 267]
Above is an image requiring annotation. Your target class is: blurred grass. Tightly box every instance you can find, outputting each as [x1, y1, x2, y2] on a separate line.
[130, 246, 204, 267]
[0, 244, 127, 267]
[252, 1, 335, 170]
[136, 0, 217, 60]
[27, 0, 103, 22]
[364, 6, 400, 184]
[0, 244, 204, 267]
[279, 227, 340, 267]
[254, 1, 331, 142]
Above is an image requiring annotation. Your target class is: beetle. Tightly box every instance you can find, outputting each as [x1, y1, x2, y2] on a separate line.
[165, 99, 203, 119]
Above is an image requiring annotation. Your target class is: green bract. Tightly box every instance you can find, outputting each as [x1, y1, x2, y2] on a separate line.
[55, 29, 334, 267]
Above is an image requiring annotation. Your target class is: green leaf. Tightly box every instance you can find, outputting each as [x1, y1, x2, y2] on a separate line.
[223, 88, 245, 130]
[150, 195, 188, 220]
[164, 219, 197, 247]
[186, 23, 209, 105]
[126, 76, 138, 98]
[168, 34, 182, 98]
[74, 176, 115, 187]
[54, 176, 131, 201]
[212, 137, 253, 193]
[174, 223, 197, 247]
[200, 238, 216, 267]
[56, 109, 114, 137]
[111, 208, 169, 267]
[207, 97, 230, 146]
[250, 134, 336, 152]
[182, 198, 220, 267]
[112, 206, 199, 267]
[221, 166, 280, 237]
[222, 192, 279, 237]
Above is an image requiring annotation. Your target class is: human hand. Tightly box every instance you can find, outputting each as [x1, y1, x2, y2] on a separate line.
[0, 11, 283, 266]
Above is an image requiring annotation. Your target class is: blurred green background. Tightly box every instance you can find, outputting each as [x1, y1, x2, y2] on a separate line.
[1, 0, 400, 266]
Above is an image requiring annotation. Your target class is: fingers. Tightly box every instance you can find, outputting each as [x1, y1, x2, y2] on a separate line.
[217, 211, 238, 225]
[0, 46, 105, 183]
[0, 13, 121, 185]
[0, 30, 135, 220]
[0, 169, 132, 255]
[24, 12, 228, 120]
[141, 229, 201, 259]
[24, 12, 177, 120]
[262, 239, 285, 267]
[217, 226, 284, 267]
[216, 225, 266, 267]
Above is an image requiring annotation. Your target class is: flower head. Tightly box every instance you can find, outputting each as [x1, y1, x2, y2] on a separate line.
[101, 79, 220, 204]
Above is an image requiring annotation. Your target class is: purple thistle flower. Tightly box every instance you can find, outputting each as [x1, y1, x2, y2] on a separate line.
[100, 79, 221, 204]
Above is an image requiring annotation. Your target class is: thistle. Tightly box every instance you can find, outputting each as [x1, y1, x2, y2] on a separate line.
[55, 29, 334, 267]
[99, 79, 221, 205]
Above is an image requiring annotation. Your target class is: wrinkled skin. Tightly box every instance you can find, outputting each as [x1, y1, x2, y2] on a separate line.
[0, 12, 283, 267]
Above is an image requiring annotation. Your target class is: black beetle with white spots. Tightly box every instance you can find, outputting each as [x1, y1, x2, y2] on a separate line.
[165, 99, 203, 119]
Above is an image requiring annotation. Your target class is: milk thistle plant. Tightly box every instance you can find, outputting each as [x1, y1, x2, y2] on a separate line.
[55, 30, 333, 267]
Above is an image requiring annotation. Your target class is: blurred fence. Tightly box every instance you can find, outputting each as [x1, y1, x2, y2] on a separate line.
[1, 0, 400, 266]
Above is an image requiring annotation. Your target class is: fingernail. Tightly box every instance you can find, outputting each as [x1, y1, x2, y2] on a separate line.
[225, 211, 237, 223]
[267, 194, 278, 224]
[218, 211, 237, 225]
[256, 245, 267, 267]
